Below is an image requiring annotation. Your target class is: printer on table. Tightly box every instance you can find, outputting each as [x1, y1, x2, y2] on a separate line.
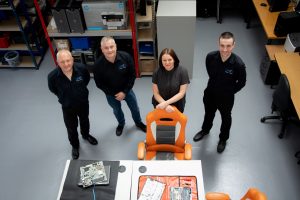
[284, 33, 300, 52]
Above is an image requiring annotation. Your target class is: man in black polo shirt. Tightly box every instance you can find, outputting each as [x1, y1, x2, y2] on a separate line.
[193, 32, 246, 153]
[48, 49, 98, 159]
[89, 36, 146, 136]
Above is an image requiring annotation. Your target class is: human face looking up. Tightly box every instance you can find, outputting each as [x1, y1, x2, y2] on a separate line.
[162, 54, 175, 71]
[101, 39, 117, 62]
[219, 37, 235, 62]
[57, 50, 74, 74]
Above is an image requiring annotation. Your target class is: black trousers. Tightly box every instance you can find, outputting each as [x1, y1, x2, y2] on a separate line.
[62, 103, 90, 148]
[201, 89, 234, 141]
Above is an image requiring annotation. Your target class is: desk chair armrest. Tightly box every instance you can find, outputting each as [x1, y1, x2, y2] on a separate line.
[137, 142, 146, 160]
[184, 143, 192, 160]
[241, 188, 267, 200]
[205, 192, 230, 200]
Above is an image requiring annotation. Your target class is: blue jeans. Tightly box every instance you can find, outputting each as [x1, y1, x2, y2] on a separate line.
[105, 89, 142, 126]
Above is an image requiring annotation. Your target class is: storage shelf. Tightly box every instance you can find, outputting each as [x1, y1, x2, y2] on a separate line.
[0, 43, 28, 50]
[137, 29, 154, 41]
[0, 0, 45, 69]
[139, 55, 155, 59]
[0, 56, 41, 68]
[137, 5, 153, 22]
[140, 59, 156, 75]
[0, 17, 27, 31]
[137, 4, 156, 76]
[47, 18, 132, 37]
[140, 71, 153, 76]
[0, 0, 19, 10]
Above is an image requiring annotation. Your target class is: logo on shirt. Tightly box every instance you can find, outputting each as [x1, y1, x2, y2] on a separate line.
[225, 69, 233, 75]
[118, 64, 127, 70]
[75, 76, 83, 82]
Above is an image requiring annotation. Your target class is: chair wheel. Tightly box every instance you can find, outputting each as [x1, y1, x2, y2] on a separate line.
[260, 118, 266, 123]
[278, 134, 283, 139]
[295, 152, 300, 158]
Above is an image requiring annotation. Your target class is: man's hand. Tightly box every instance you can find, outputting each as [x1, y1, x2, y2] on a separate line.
[115, 92, 126, 101]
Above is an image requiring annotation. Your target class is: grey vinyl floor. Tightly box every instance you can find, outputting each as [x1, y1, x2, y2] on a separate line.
[1, 13, 300, 200]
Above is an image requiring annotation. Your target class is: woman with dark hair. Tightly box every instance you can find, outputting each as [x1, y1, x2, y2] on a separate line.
[152, 48, 190, 112]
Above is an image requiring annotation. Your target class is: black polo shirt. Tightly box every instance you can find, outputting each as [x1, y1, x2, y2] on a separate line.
[48, 63, 90, 108]
[205, 51, 246, 94]
[89, 51, 136, 96]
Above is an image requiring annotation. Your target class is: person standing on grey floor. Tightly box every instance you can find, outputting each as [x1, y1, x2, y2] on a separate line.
[193, 32, 246, 153]
[88, 36, 146, 136]
[152, 48, 190, 113]
[48, 49, 98, 160]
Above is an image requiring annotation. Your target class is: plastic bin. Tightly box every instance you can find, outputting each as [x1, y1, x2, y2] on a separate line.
[0, 34, 10, 48]
[69, 37, 91, 50]
[4, 51, 20, 67]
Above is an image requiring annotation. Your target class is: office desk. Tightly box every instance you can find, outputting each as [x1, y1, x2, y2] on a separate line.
[57, 160, 205, 200]
[252, 0, 294, 42]
[265, 45, 285, 61]
[275, 52, 300, 117]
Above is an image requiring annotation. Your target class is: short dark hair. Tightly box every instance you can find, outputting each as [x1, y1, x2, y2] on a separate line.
[158, 48, 180, 68]
[219, 32, 235, 43]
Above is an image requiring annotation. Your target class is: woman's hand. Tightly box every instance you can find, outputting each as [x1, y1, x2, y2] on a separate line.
[165, 105, 175, 113]
[156, 101, 168, 110]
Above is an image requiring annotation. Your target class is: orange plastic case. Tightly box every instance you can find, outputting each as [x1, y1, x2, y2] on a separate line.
[138, 176, 198, 200]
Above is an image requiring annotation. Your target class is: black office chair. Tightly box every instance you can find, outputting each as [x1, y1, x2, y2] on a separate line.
[261, 74, 299, 139]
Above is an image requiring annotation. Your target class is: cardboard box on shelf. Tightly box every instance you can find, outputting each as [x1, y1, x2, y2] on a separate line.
[54, 39, 70, 51]
[140, 59, 156, 72]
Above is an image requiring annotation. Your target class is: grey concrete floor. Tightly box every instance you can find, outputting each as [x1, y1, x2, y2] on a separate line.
[0, 13, 300, 200]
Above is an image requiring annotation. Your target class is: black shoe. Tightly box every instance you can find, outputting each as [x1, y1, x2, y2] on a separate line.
[136, 122, 146, 132]
[193, 130, 209, 142]
[116, 125, 124, 136]
[83, 135, 98, 145]
[217, 140, 226, 153]
[72, 148, 79, 160]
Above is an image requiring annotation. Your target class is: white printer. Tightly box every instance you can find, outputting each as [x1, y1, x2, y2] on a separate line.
[81, 0, 127, 30]
[101, 12, 126, 30]
[284, 32, 300, 52]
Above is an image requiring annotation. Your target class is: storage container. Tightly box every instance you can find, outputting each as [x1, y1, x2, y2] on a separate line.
[69, 37, 91, 50]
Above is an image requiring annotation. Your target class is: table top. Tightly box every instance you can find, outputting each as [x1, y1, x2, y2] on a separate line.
[114, 160, 132, 200]
[252, 0, 294, 39]
[275, 52, 300, 117]
[57, 160, 123, 200]
[265, 45, 285, 60]
[57, 160, 205, 200]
